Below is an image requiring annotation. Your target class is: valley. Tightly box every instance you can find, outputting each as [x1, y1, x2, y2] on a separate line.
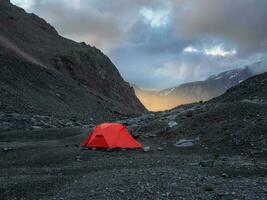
[1, 72, 267, 199]
[0, 0, 267, 199]
[134, 65, 267, 111]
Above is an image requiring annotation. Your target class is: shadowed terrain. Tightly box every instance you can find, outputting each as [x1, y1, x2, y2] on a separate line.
[1, 72, 267, 200]
[1, 127, 266, 200]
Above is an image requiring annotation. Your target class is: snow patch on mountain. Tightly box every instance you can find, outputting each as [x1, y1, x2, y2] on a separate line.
[215, 76, 223, 80]
[164, 87, 175, 96]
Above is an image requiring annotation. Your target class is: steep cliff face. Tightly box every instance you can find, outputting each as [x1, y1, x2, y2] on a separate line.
[0, 0, 146, 121]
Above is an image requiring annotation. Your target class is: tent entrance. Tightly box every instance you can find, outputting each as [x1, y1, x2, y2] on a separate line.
[89, 135, 109, 148]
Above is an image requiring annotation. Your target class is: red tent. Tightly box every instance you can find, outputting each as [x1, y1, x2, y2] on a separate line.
[81, 123, 142, 149]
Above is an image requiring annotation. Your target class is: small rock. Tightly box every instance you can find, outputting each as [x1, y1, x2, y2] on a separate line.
[213, 154, 220, 160]
[116, 189, 125, 194]
[175, 138, 195, 147]
[75, 156, 81, 161]
[199, 160, 214, 167]
[32, 126, 42, 129]
[143, 146, 150, 152]
[1, 147, 15, 152]
[170, 182, 177, 187]
[168, 121, 178, 128]
[157, 147, 164, 151]
[204, 186, 214, 192]
[0, 122, 12, 131]
[186, 110, 193, 118]
[148, 133, 156, 138]
[217, 192, 225, 197]
[106, 148, 113, 152]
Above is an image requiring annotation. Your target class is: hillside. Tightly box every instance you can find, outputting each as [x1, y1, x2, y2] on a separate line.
[131, 71, 267, 155]
[212, 71, 267, 103]
[0, 0, 145, 122]
[166, 67, 252, 100]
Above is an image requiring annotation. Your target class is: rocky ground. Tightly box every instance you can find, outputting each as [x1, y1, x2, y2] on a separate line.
[1, 99, 267, 200]
[0, 112, 93, 132]
[0, 127, 266, 200]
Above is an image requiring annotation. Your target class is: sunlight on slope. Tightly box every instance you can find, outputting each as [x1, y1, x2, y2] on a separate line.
[134, 89, 196, 112]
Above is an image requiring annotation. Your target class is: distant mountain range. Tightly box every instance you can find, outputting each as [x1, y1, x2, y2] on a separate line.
[0, 0, 146, 122]
[134, 60, 267, 111]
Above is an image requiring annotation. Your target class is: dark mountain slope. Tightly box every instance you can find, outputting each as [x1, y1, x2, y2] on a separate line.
[172, 72, 267, 154]
[0, 0, 145, 121]
[163, 67, 253, 101]
[212, 72, 267, 103]
[0, 50, 139, 122]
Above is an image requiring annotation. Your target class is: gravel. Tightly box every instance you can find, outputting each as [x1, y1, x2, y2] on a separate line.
[0, 128, 266, 200]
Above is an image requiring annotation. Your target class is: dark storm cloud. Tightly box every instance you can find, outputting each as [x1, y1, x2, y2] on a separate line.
[128, 20, 194, 55]
[175, 0, 267, 55]
[112, 43, 256, 89]
[27, 0, 126, 51]
[11, 0, 267, 89]
[23, 0, 168, 51]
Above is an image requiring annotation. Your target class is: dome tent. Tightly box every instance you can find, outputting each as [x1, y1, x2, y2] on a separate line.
[81, 123, 142, 149]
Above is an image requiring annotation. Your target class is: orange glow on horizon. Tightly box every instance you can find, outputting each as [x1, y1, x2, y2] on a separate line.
[134, 90, 199, 112]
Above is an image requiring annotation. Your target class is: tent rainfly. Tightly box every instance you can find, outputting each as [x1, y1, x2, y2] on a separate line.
[81, 123, 142, 149]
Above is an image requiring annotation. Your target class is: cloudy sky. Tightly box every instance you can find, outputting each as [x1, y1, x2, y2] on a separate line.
[11, 0, 267, 89]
